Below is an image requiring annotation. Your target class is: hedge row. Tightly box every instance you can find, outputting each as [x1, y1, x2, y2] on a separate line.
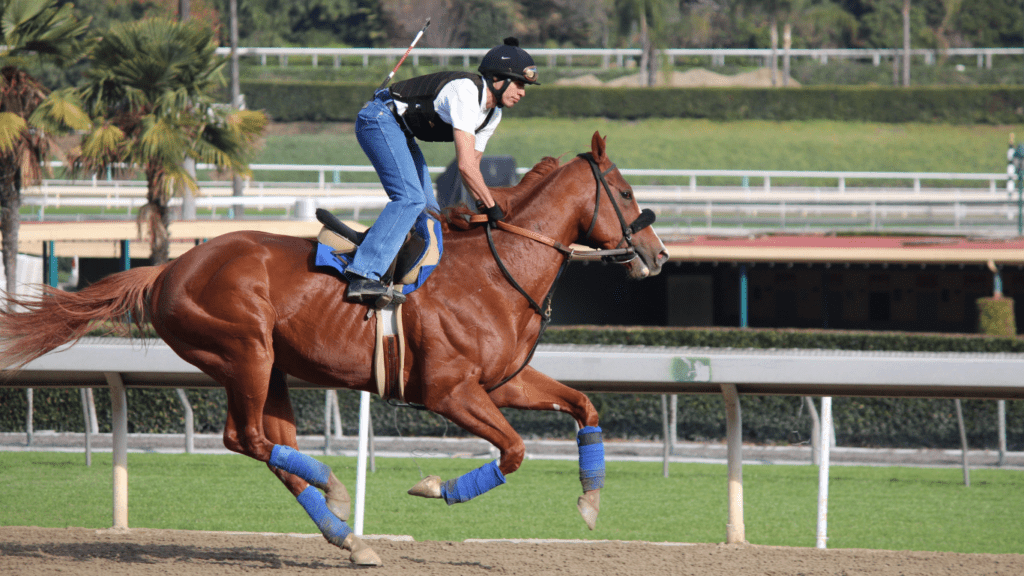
[1, 388, 1019, 450]
[540, 325, 1024, 353]
[240, 81, 1024, 124]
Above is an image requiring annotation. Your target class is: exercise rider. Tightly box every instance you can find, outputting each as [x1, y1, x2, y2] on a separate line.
[344, 37, 539, 303]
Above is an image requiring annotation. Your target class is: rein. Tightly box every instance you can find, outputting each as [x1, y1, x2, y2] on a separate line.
[469, 153, 655, 393]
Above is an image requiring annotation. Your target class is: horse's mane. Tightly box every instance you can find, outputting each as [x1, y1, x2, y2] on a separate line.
[440, 156, 562, 232]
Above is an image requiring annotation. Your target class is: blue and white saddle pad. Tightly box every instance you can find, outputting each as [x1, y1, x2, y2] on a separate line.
[314, 213, 444, 296]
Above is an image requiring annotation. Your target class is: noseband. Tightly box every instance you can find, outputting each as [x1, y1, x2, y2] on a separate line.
[472, 153, 656, 392]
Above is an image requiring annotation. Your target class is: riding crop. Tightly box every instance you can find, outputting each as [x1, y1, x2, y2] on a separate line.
[378, 18, 431, 91]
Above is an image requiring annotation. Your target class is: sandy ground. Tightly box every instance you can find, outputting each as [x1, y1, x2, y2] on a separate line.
[555, 68, 802, 88]
[2, 526, 1022, 576]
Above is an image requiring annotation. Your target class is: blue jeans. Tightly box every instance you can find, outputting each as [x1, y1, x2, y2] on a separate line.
[347, 91, 439, 282]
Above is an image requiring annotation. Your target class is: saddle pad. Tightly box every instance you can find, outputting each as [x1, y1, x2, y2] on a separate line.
[314, 213, 444, 295]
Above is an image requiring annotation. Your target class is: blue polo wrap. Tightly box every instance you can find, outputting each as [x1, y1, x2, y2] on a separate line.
[297, 485, 351, 546]
[577, 426, 605, 491]
[439, 460, 506, 505]
[269, 445, 331, 487]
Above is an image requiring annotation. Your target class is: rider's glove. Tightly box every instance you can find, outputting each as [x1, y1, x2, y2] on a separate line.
[478, 202, 505, 228]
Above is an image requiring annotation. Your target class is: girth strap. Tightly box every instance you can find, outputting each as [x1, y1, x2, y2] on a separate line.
[374, 303, 406, 402]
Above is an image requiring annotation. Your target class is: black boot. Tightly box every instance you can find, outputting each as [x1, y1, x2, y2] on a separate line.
[345, 272, 405, 306]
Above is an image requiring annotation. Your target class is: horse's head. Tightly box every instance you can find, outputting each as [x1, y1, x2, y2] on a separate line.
[569, 132, 669, 279]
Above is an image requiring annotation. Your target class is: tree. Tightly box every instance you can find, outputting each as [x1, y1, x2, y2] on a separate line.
[70, 18, 268, 265]
[0, 0, 93, 301]
[952, 0, 1024, 48]
[614, 0, 668, 86]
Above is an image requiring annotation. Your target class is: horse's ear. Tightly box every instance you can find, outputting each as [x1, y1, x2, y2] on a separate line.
[591, 131, 607, 161]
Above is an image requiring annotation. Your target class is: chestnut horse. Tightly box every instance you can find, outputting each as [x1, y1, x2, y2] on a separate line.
[0, 132, 668, 565]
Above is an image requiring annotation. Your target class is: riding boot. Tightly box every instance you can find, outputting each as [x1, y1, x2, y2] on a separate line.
[345, 272, 406, 307]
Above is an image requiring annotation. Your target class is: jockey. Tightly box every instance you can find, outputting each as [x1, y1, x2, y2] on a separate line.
[344, 37, 539, 303]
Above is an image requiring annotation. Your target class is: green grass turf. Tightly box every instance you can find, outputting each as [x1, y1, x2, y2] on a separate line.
[242, 118, 1024, 187]
[1, 452, 1021, 554]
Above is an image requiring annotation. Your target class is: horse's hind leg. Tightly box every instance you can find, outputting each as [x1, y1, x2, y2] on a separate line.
[487, 367, 605, 530]
[262, 369, 351, 521]
[220, 365, 379, 566]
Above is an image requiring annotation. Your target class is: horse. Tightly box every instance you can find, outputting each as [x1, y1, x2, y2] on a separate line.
[0, 132, 668, 566]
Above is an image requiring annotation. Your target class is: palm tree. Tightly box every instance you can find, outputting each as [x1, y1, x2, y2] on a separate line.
[0, 0, 93, 300]
[70, 18, 267, 265]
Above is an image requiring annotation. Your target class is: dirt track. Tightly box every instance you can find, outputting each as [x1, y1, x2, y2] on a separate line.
[2, 526, 1023, 576]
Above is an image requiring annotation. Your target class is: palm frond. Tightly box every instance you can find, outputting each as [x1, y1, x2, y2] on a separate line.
[0, 111, 28, 153]
[27, 88, 90, 133]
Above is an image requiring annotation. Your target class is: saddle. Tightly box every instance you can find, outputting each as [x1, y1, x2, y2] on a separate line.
[314, 208, 444, 403]
[315, 208, 440, 287]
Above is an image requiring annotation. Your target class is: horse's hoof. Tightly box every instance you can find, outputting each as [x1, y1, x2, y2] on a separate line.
[577, 491, 600, 530]
[343, 533, 382, 566]
[407, 475, 443, 499]
[325, 473, 351, 522]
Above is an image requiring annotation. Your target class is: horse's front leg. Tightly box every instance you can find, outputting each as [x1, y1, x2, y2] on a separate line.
[407, 380, 525, 505]
[487, 367, 605, 530]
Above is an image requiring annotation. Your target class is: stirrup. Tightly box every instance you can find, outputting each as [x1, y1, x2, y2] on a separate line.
[346, 276, 406, 308]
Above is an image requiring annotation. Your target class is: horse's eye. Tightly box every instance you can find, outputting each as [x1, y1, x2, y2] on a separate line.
[620, 188, 633, 200]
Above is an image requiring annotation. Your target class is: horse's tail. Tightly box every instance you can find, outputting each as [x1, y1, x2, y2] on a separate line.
[0, 264, 167, 371]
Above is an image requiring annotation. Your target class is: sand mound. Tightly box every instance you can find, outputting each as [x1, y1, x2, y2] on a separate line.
[553, 73, 606, 86]
[556, 68, 800, 88]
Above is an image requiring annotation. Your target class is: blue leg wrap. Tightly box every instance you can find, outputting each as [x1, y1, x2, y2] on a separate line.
[297, 485, 352, 547]
[577, 426, 605, 492]
[439, 460, 506, 505]
[269, 445, 331, 487]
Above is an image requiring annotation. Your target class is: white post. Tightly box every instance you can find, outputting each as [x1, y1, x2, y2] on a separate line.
[331, 390, 344, 439]
[106, 372, 129, 530]
[805, 396, 820, 465]
[661, 395, 670, 478]
[816, 397, 832, 549]
[669, 394, 678, 454]
[354, 390, 371, 535]
[175, 389, 194, 454]
[721, 383, 745, 544]
[997, 400, 1006, 467]
[87, 388, 98, 435]
[25, 388, 33, 445]
[955, 399, 970, 487]
[324, 391, 333, 456]
[80, 389, 92, 467]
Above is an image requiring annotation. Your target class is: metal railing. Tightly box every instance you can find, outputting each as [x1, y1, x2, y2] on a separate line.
[213, 46, 1024, 70]
[24, 164, 1023, 234]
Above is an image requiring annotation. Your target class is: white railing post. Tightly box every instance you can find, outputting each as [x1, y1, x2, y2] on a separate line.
[175, 388, 194, 454]
[355, 390, 371, 535]
[721, 383, 745, 544]
[816, 397, 832, 549]
[106, 372, 129, 530]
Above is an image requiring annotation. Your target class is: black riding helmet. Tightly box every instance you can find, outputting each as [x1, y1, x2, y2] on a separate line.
[478, 37, 538, 107]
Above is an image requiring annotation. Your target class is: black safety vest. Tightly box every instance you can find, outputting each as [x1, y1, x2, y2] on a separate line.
[389, 72, 495, 142]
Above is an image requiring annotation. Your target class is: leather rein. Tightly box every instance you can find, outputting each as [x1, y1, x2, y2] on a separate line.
[470, 153, 656, 392]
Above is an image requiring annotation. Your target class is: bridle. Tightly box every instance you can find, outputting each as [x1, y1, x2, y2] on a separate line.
[472, 153, 656, 392]
[578, 152, 657, 265]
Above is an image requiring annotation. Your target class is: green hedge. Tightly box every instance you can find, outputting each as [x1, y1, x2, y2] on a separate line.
[1, 388, 1019, 450]
[240, 81, 1024, 124]
[540, 326, 1024, 352]
[2, 327, 1021, 449]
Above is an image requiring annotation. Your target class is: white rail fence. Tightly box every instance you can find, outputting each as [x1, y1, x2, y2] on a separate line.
[213, 46, 1024, 71]
[24, 165, 1018, 233]
[5, 341, 1022, 544]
